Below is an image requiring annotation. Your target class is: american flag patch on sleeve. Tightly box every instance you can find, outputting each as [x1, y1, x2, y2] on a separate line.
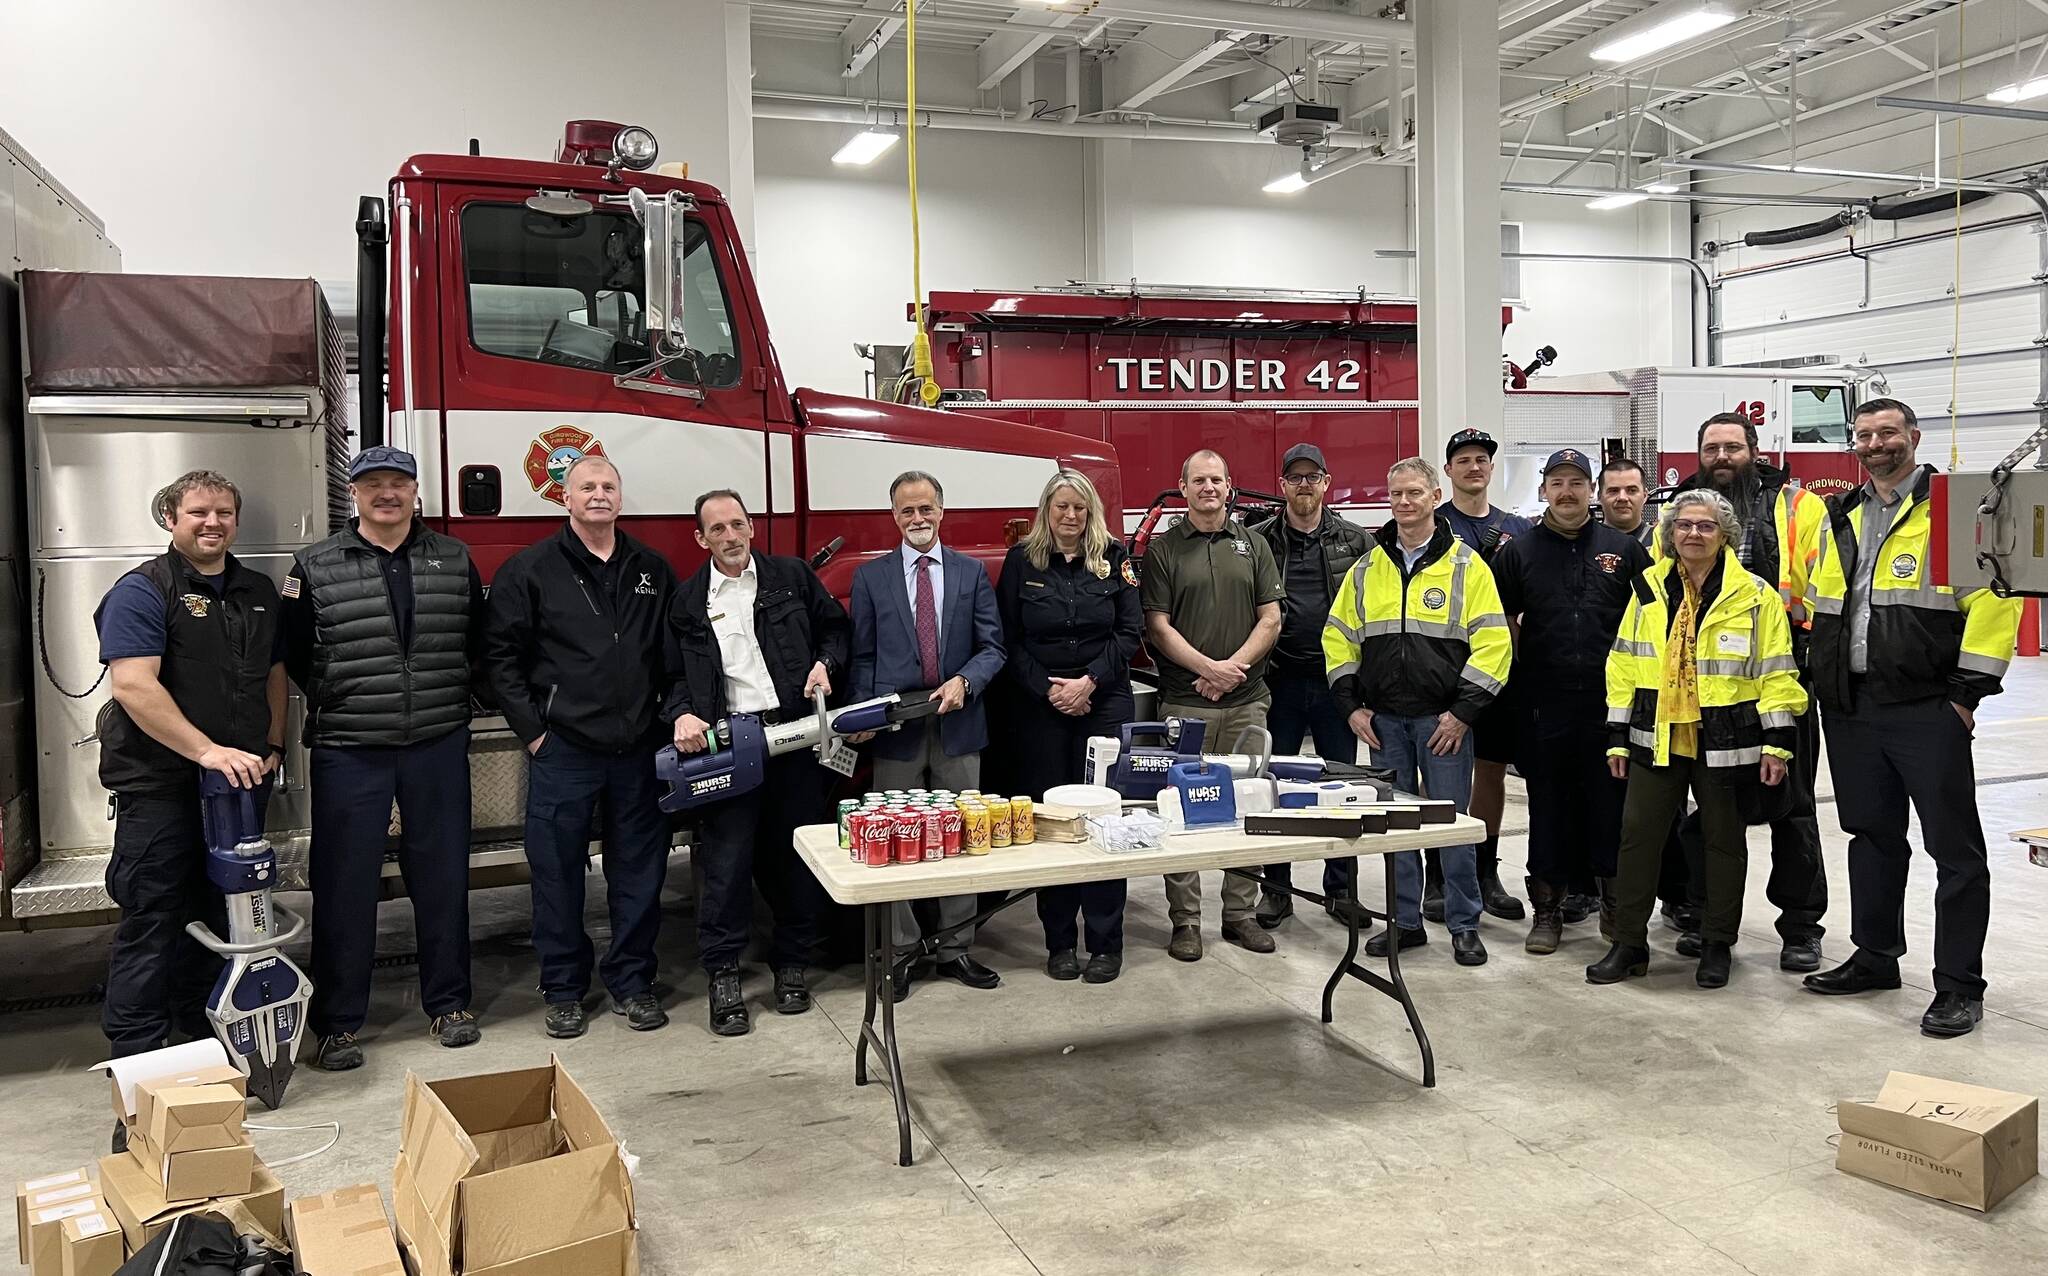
[281, 575, 301, 599]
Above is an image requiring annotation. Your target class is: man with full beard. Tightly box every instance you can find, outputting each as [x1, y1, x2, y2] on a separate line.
[1670, 412, 1828, 974]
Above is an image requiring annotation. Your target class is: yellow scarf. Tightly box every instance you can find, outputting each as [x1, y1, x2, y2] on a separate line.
[1659, 569, 1704, 759]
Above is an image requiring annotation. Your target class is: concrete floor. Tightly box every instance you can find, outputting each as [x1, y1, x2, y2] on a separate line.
[4, 666, 2046, 1275]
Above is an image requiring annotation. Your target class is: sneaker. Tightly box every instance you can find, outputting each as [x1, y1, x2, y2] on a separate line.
[314, 1032, 364, 1071]
[612, 993, 669, 1032]
[431, 1010, 480, 1049]
[708, 970, 749, 1038]
[1221, 918, 1277, 953]
[1167, 925, 1203, 962]
[544, 1002, 588, 1039]
[1083, 952, 1123, 984]
[1779, 938, 1823, 973]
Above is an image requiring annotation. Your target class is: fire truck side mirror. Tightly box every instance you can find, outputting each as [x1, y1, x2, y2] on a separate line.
[628, 187, 690, 358]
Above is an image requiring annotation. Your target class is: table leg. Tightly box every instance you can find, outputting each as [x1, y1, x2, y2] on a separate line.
[856, 902, 877, 1086]
[854, 902, 915, 1166]
[1321, 896, 1362, 1024]
[1379, 853, 1436, 1088]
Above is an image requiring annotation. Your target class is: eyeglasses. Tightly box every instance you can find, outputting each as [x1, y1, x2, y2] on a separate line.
[1281, 472, 1327, 487]
[1671, 519, 1721, 536]
[1701, 443, 1749, 458]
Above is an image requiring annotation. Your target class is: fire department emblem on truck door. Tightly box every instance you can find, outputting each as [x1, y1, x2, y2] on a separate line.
[523, 425, 608, 506]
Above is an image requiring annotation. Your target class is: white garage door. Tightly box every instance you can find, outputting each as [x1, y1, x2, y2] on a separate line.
[1712, 215, 2046, 470]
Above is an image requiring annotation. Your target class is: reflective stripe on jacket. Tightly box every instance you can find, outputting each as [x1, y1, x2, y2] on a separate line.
[1604, 549, 1807, 770]
[1322, 516, 1512, 722]
[1805, 464, 2022, 712]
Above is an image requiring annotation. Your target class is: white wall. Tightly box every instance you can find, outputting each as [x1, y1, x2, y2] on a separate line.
[0, 0, 747, 284]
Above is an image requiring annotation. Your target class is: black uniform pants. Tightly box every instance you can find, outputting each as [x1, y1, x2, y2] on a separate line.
[524, 736, 671, 1004]
[103, 784, 270, 1057]
[1824, 695, 1990, 998]
[308, 728, 473, 1037]
[1262, 664, 1361, 899]
[1522, 693, 1625, 889]
[1015, 686, 1133, 955]
[692, 750, 828, 973]
[1678, 691, 1827, 942]
[1613, 756, 1747, 947]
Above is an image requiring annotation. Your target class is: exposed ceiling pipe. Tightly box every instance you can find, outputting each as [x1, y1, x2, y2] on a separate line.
[1672, 158, 2041, 195]
[1088, 0, 1412, 46]
[1501, 180, 1870, 209]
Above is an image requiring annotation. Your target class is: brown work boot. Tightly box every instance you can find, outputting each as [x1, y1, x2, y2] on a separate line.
[1598, 877, 1619, 944]
[1168, 925, 1204, 962]
[1525, 877, 1564, 955]
[1221, 917, 1277, 954]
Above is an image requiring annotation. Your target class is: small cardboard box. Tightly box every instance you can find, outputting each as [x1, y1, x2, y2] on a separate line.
[130, 1139, 256, 1205]
[57, 1210, 124, 1276]
[96, 1040, 239, 1129]
[392, 1056, 637, 1276]
[1837, 1071, 2040, 1211]
[24, 1194, 108, 1276]
[16, 1171, 92, 1264]
[96, 1151, 283, 1252]
[142, 1082, 246, 1156]
[133, 1067, 248, 1137]
[289, 1185, 406, 1276]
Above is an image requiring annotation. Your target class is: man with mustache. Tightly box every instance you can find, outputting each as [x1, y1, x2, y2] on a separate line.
[1670, 412, 1829, 973]
[485, 454, 678, 1038]
[284, 447, 489, 1070]
[1801, 398, 2022, 1037]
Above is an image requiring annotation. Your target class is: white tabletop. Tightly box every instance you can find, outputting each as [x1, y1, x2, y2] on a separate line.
[793, 815, 1487, 906]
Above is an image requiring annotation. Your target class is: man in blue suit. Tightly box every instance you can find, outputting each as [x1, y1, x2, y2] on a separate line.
[850, 470, 1007, 1000]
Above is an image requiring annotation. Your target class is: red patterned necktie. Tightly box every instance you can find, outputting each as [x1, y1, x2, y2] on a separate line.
[914, 556, 941, 687]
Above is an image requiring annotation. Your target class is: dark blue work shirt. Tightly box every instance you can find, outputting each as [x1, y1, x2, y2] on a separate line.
[1439, 504, 1533, 564]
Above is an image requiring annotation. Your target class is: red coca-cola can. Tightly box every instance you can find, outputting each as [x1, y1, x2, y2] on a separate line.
[940, 808, 963, 857]
[855, 812, 893, 869]
[893, 810, 923, 864]
[922, 810, 945, 862]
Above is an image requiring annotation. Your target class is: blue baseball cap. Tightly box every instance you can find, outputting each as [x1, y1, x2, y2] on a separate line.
[349, 446, 418, 480]
[1542, 447, 1594, 478]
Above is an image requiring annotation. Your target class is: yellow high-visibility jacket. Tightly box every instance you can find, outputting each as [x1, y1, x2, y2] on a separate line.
[1663, 463, 1825, 628]
[1805, 464, 2022, 713]
[1605, 549, 1808, 769]
[1323, 517, 1512, 723]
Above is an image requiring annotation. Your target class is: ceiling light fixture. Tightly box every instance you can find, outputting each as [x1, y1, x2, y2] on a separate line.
[832, 128, 899, 166]
[1988, 76, 2048, 104]
[1263, 171, 1310, 195]
[1590, 2, 1737, 65]
[1586, 192, 1648, 210]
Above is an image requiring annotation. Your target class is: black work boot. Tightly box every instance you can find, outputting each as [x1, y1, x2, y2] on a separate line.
[708, 969, 749, 1037]
[1476, 840, 1523, 920]
[1586, 943, 1651, 984]
[1422, 857, 1446, 924]
[1524, 877, 1563, 955]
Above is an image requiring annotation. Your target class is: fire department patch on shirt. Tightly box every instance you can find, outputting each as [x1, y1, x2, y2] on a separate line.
[1593, 552, 1623, 574]
[1120, 560, 1139, 587]
[181, 594, 211, 618]
[281, 575, 301, 599]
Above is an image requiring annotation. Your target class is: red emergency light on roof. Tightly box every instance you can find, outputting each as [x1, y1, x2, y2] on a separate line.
[556, 120, 659, 171]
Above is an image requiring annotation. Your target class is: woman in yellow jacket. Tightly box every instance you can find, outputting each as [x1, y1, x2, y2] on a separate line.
[1587, 490, 1808, 989]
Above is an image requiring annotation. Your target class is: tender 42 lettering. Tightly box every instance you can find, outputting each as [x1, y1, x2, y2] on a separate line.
[1105, 357, 1363, 394]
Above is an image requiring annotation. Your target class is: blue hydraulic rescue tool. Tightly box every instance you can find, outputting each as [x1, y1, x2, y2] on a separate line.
[186, 773, 311, 1109]
[655, 688, 940, 813]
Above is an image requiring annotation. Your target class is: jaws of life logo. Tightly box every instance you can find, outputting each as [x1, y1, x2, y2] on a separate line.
[523, 425, 608, 506]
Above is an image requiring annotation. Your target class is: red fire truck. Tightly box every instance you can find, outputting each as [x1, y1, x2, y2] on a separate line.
[897, 284, 1873, 521]
[1, 121, 1114, 927]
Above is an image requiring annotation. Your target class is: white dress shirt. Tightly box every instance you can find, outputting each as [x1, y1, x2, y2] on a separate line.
[899, 541, 945, 642]
[709, 557, 779, 714]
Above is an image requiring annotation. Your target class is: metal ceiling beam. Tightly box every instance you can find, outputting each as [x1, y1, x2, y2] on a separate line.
[1877, 94, 2048, 125]
[841, 0, 904, 80]
[976, 8, 1077, 92]
[1089, 0, 1412, 46]
[1499, 180, 1869, 208]
[1675, 157, 2040, 194]
[1117, 29, 1249, 112]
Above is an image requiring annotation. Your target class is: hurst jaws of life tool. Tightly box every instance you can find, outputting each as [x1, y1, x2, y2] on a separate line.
[655, 688, 941, 813]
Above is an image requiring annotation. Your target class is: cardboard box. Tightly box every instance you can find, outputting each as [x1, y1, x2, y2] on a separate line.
[16, 1171, 92, 1264]
[129, 1138, 256, 1204]
[97, 1152, 283, 1253]
[142, 1082, 246, 1156]
[96, 1040, 239, 1128]
[57, 1211, 124, 1276]
[133, 1067, 248, 1137]
[289, 1185, 407, 1276]
[24, 1193, 109, 1276]
[392, 1056, 637, 1276]
[1836, 1071, 2040, 1211]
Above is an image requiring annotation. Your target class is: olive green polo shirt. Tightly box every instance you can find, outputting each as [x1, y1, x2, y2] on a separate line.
[1141, 516, 1285, 707]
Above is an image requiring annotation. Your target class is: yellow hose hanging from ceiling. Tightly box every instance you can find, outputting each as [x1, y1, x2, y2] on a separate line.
[906, 0, 940, 406]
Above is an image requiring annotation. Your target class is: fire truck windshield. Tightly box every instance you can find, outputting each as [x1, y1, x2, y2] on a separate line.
[460, 201, 740, 387]
[1790, 383, 1850, 446]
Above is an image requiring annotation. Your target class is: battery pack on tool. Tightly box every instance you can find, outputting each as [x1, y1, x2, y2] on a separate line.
[1167, 760, 1237, 827]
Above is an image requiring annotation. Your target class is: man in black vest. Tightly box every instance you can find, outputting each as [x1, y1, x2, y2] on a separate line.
[665, 490, 848, 1037]
[93, 470, 285, 1070]
[485, 455, 678, 1039]
[283, 447, 488, 1071]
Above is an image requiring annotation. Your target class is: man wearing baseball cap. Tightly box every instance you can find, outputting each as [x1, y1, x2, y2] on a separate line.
[1490, 449, 1651, 953]
[1437, 428, 1533, 924]
[283, 446, 489, 1071]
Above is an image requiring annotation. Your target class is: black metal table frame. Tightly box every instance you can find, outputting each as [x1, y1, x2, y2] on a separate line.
[853, 851, 1435, 1166]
